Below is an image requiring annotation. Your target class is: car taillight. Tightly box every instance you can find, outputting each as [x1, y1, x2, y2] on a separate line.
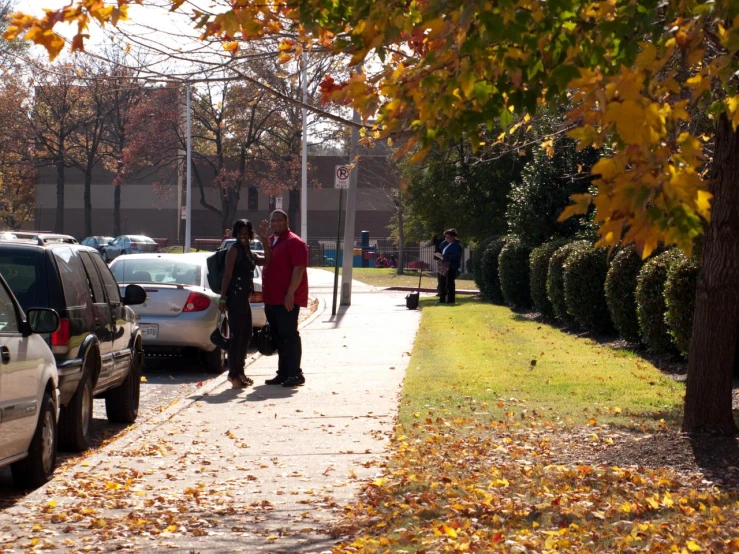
[183, 292, 211, 312]
[249, 291, 263, 303]
[51, 317, 70, 353]
[130, 242, 139, 250]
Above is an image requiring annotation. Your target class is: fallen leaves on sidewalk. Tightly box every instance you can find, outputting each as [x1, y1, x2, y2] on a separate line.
[330, 406, 739, 553]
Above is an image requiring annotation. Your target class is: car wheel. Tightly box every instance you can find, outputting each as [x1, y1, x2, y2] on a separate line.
[204, 346, 226, 374]
[59, 370, 93, 452]
[121, 250, 128, 256]
[11, 391, 57, 489]
[105, 339, 141, 423]
[102, 250, 109, 262]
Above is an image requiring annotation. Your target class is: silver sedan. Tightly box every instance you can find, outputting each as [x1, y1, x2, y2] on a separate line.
[109, 253, 266, 374]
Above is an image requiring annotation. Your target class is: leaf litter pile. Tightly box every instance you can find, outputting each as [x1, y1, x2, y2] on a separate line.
[330, 403, 739, 553]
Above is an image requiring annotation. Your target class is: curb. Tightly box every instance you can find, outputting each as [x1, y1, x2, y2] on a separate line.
[383, 286, 479, 295]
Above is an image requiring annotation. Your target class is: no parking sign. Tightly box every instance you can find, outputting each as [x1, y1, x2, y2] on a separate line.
[335, 165, 350, 189]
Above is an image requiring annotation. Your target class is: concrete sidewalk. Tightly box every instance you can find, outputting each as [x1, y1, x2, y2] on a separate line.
[0, 269, 421, 553]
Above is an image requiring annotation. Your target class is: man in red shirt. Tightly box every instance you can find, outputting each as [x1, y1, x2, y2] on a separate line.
[262, 209, 309, 387]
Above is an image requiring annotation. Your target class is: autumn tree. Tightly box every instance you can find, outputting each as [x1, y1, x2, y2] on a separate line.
[0, 74, 34, 228]
[67, 59, 114, 237]
[29, 61, 88, 233]
[12, 0, 739, 434]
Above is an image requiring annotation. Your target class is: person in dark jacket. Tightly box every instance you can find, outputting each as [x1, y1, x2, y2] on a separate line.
[219, 219, 271, 388]
[432, 233, 445, 297]
[437, 228, 462, 304]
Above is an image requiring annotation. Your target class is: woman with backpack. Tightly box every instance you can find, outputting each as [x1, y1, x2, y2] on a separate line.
[219, 219, 272, 388]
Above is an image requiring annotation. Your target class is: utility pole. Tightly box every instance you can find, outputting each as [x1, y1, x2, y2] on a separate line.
[184, 82, 192, 253]
[301, 51, 308, 242]
[340, 106, 361, 306]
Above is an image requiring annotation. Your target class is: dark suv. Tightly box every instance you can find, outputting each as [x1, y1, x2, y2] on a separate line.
[0, 238, 146, 451]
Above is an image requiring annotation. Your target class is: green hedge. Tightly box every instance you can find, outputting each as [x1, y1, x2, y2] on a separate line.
[498, 237, 533, 309]
[635, 249, 684, 354]
[563, 244, 613, 333]
[530, 240, 567, 318]
[547, 241, 589, 323]
[478, 236, 508, 304]
[664, 257, 699, 358]
[604, 245, 644, 343]
[472, 237, 495, 291]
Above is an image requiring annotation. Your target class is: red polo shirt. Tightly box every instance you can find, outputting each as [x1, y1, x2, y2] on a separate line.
[262, 229, 309, 307]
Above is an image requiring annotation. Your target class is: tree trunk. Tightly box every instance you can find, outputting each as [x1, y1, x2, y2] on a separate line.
[682, 113, 739, 436]
[84, 169, 92, 237]
[288, 188, 299, 231]
[113, 180, 121, 236]
[55, 157, 64, 233]
[397, 205, 405, 275]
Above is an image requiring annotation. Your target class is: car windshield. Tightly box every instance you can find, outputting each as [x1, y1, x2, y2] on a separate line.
[111, 258, 201, 286]
[129, 236, 155, 243]
[222, 239, 263, 250]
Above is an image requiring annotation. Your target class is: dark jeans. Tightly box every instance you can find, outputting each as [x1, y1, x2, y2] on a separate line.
[436, 272, 445, 297]
[265, 304, 302, 379]
[439, 270, 457, 304]
[227, 286, 253, 378]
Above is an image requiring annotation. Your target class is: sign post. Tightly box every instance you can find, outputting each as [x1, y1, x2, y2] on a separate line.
[332, 165, 349, 316]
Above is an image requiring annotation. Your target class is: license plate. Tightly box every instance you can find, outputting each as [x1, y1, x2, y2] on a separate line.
[139, 324, 159, 338]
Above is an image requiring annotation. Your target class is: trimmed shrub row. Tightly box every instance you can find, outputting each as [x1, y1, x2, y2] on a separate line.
[476, 236, 700, 358]
[476, 236, 508, 304]
[529, 240, 567, 318]
[563, 244, 613, 333]
[604, 245, 643, 343]
[498, 237, 533, 309]
[664, 257, 699, 357]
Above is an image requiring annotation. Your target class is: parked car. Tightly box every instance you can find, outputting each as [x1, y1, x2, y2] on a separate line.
[0, 273, 61, 488]
[81, 236, 114, 253]
[218, 238, 264, 253]
[109, 253, 266, 374]
[101, 235, 159, 262]
[0, 238, 147, 452]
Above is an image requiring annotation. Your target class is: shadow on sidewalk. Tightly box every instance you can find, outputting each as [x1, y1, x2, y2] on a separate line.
[190, 384, 300, 405]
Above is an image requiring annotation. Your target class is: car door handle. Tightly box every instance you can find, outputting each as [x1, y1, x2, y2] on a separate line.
[1, 346, 10, 364]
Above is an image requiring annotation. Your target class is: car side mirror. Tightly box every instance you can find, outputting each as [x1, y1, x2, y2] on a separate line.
[123, 284, 147, 305]
[26, 308, 60, 335]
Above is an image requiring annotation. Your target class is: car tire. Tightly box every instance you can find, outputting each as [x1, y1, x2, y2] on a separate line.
[11, 391, 57, 489]
[102, 250, 109, 262]
[105, 339, 141, 423]
[204, 346, 226, 374]
[121, 250, 128, 256]
[58, 370, 93, 452]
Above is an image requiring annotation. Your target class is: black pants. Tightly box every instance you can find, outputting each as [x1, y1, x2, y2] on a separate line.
[436, 272, 445, 297]
[227, 286, 253, 378]
[265, 304, 302, 379]
[439, 270, 457, 304]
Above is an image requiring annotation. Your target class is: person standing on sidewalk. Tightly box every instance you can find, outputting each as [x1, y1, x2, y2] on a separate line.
[219, 219, 272, 388]
[262, 209, 309, 388]
[437, 228, 462, 304]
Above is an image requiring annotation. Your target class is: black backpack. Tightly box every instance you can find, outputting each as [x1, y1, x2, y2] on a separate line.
[206, 245, 244, 294]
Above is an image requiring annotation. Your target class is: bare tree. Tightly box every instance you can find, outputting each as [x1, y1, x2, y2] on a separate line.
[29, 61, 88, 233]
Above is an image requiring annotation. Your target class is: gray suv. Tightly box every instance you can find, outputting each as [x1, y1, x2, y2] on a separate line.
[0, 238, 146, 452]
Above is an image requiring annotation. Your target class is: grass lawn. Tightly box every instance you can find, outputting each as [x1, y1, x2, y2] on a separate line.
[318, 267, 477, 290]
[332, 298, 739, 553]
[400, 297, 683, 428]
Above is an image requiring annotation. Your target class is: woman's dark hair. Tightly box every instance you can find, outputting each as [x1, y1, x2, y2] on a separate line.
[232, 219, 254, 240]
[444, 228, 458, 237]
